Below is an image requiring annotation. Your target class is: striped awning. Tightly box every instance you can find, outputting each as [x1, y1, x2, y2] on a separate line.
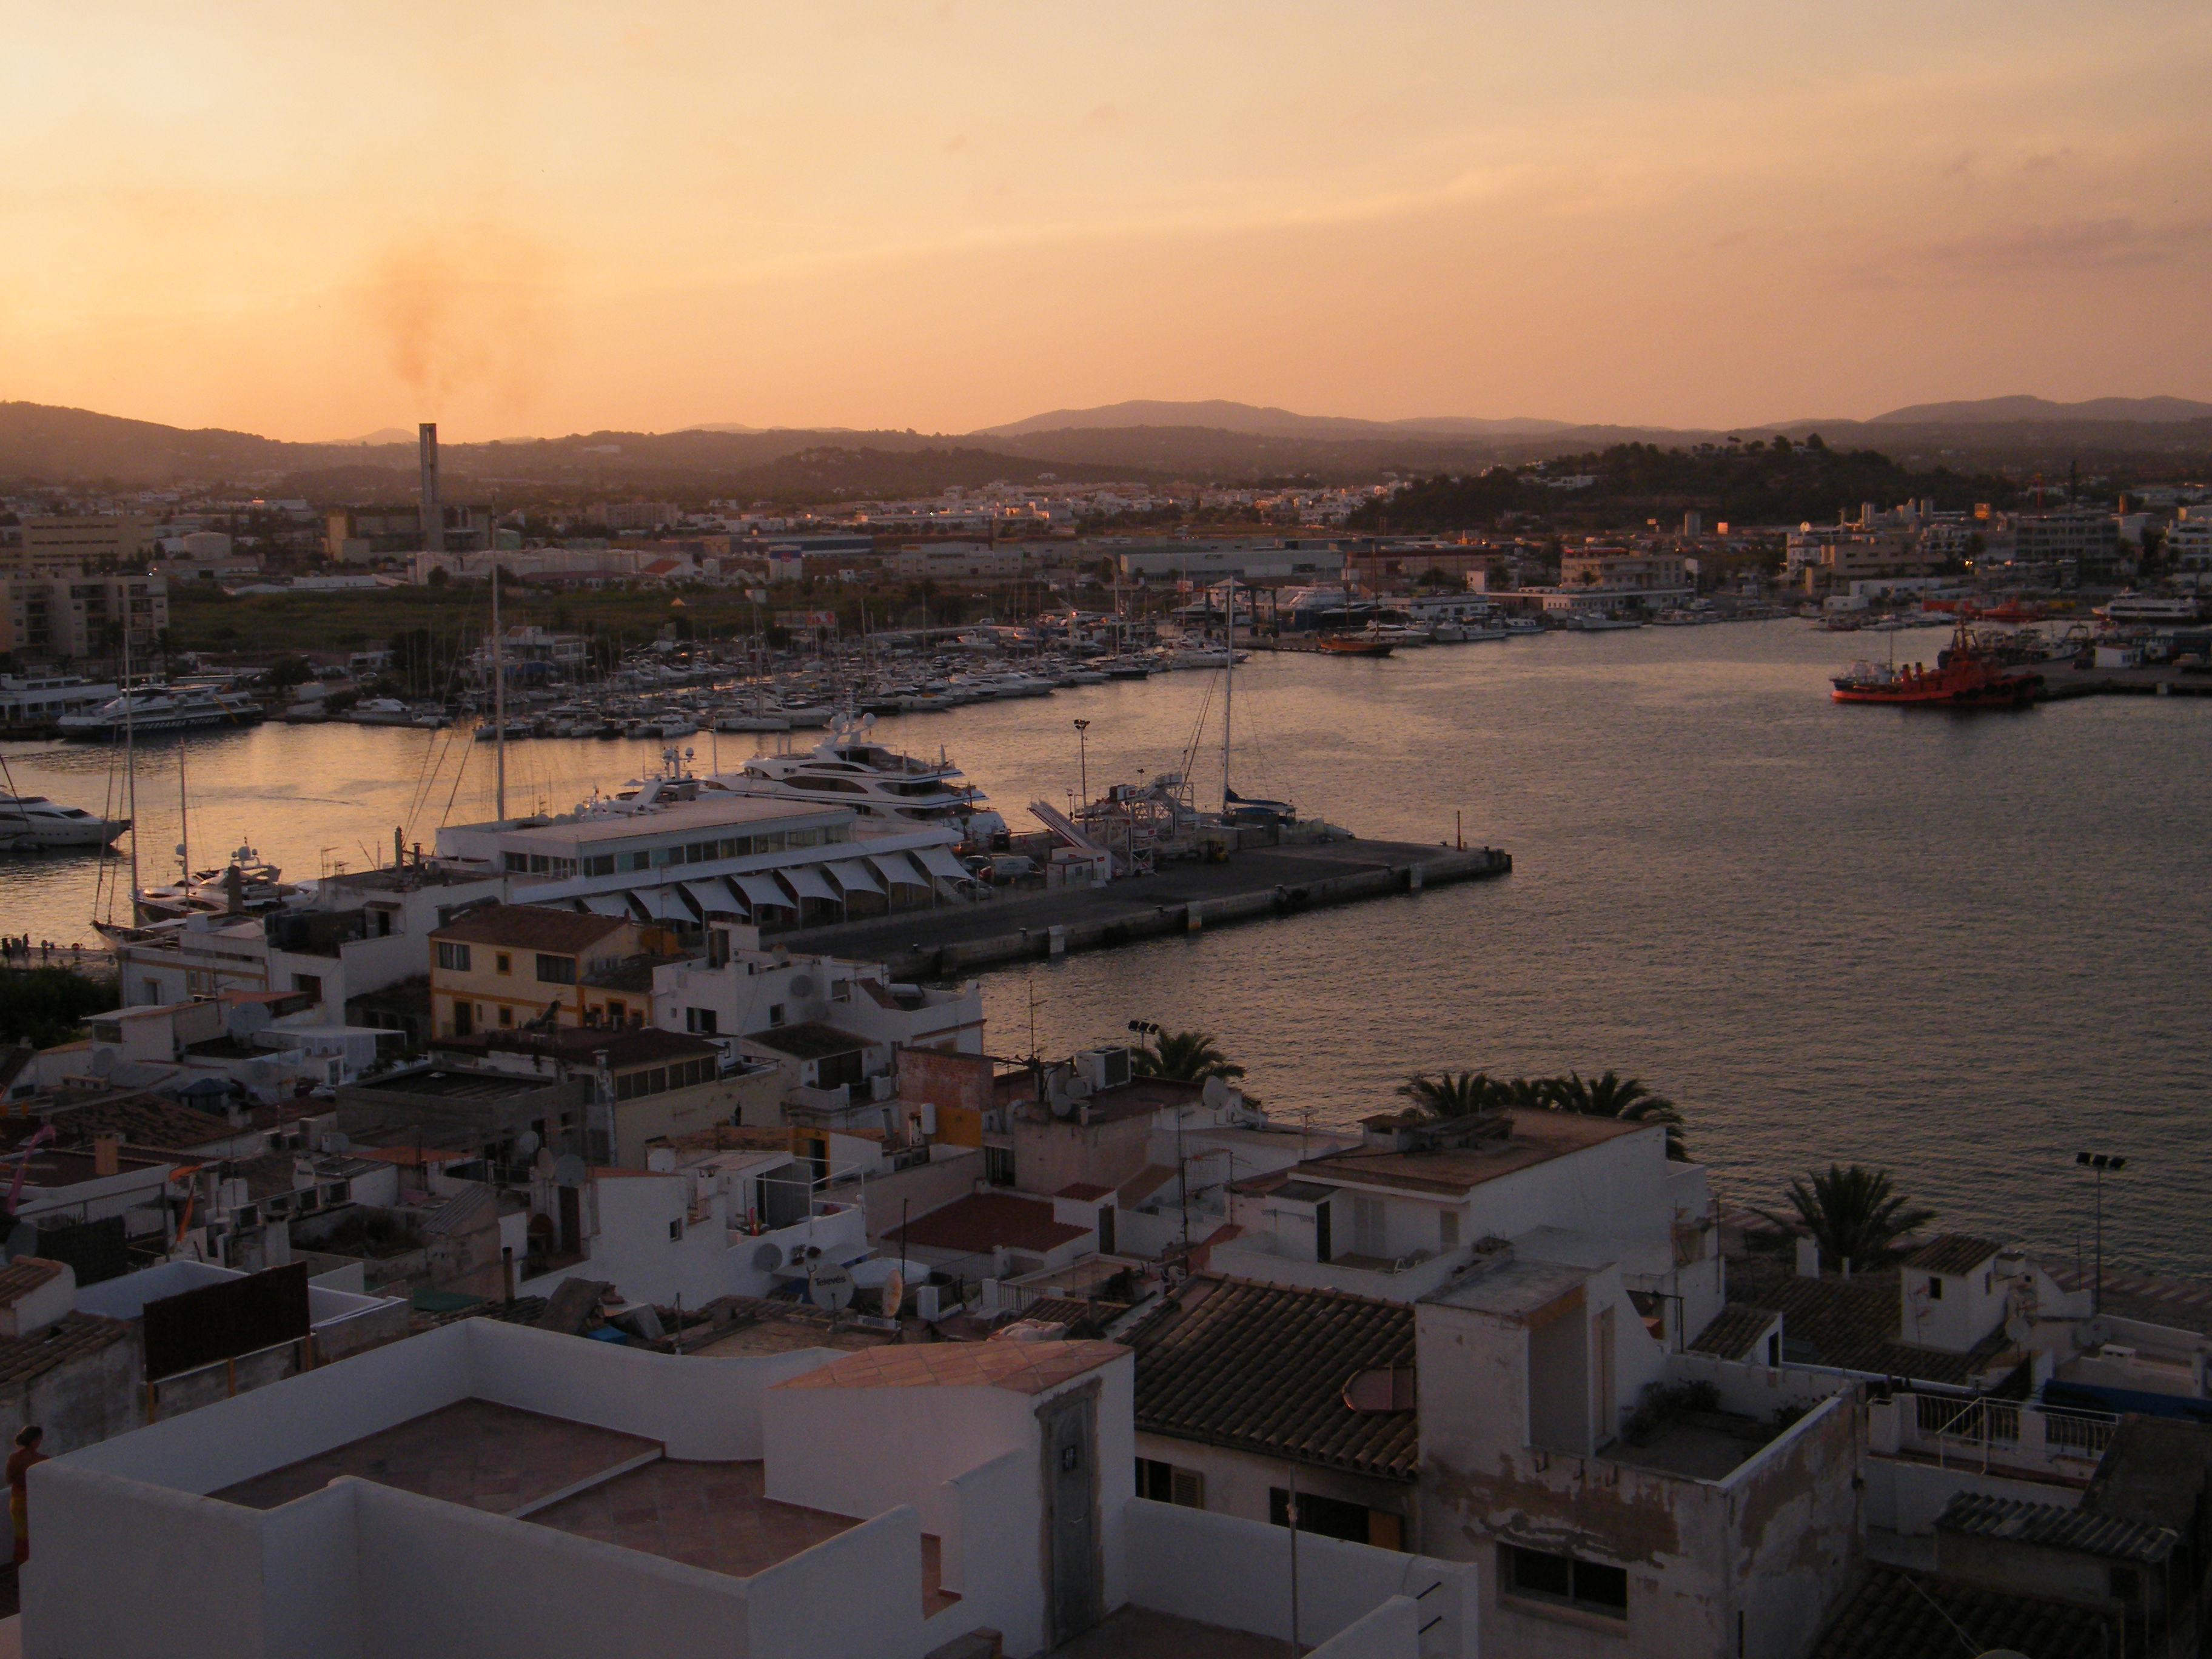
[827, 859, 884, 896]
[778, 863, 839, 905]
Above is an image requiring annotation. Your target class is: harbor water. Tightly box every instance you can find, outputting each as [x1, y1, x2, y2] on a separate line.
[2, 620, 2206, 1274]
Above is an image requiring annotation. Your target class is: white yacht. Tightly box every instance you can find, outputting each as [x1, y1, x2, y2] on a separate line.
[699, 719, 1007, 842]
[2098, 592, 2202, 624]
[0, 793, 130, 850]
[57, 686, 264, 740]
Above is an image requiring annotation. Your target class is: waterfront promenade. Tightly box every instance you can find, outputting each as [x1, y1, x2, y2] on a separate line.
[785, 837, 1510, 978]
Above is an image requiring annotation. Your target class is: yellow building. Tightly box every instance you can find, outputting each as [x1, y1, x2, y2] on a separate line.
[15, 515, 151, 577]
[428, 905, 679, 1037]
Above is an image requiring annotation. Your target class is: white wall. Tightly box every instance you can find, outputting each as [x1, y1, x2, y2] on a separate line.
[935, 1447, 1045, 1657]
[1309, 1594, 1420, 1659]
[743, 1506, 930, 1659]
[24, 1462, 271, 1659]
[1124, 1498, 1476, 1659]
[351, 1478, 751, 1659]
[764, 1382, 1037, 1520]
[1863, 1456, 2081, 1537]
[463, 1319, 837, 1461]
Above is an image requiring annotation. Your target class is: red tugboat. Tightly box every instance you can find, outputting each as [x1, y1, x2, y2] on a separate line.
[1831, 623, 2043, 708]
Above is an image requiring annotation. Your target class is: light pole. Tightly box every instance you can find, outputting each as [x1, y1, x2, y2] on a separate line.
[2076, 1151, 2127, 1315]
[1073, 719, 1091, 809]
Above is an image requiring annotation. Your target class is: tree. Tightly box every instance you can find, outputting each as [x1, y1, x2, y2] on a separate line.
[264, 655, 312, 691]
[1761, 1165, 1934, 1272]
[1131, 1030, 1245, 1084]
[1549, 1070, 1687, 1161]
[0, 968, 119, 1049]
[1396, 1070, 1500, 1120]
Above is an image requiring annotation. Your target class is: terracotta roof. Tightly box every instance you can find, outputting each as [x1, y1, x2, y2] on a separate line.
[1936, 1492, 2176, 1564]
[0, 1258, 67, 1309]
[1722, 1258, 2009, 1386]
[1292, 1108, 1643, 1198]
[1901, 1234, 2004, 1276]
[1056, 1182, 1113, 1202]
[431, 905, 632, 953]
[0, 1312, 132, 1388]
[773, 1339, 1126, 1396]
[1129, 1275, 1418, 1481]
[889, 1193, 1090, 1257]
[1686, 1303, 1779, 1361]
[1809, 1567, 2109, 1659]
[46, 1093, 241, 1153]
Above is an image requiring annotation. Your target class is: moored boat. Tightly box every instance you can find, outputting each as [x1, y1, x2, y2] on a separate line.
[1832, 625, 2043, 708]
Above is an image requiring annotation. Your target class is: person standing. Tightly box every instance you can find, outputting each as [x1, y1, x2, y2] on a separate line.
[8, 1425, 47, 1565]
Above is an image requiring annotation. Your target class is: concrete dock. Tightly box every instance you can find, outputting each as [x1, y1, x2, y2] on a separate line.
[2037, 663, 2212, 702]
[785, 838, 1511, 979]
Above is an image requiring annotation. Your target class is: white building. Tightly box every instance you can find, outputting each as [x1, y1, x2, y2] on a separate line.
[25, 1311, 1477, 1658]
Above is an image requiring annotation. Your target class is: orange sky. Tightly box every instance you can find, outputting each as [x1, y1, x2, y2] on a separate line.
[5, 1, 2210, 440]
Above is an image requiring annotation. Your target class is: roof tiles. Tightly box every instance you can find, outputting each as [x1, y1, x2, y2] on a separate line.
[1810, 1567, 2110, 1659]
[1901, 1234, 2005, 1277]
[773, 1339, 1126, 1396]
[1936, 1492, 2177, 1564]
[1130, 1275, 1418, 1481]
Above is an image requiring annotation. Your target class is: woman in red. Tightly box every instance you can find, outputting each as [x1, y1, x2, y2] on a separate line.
[8, 1426, 46, 1565]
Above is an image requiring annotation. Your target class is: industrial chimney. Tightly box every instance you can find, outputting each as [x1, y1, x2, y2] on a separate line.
[418, 422, 444, 554]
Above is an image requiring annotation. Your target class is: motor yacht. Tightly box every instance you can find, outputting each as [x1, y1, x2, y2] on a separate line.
[699, 717, 1007, 841]
[0, 793, 130, 850]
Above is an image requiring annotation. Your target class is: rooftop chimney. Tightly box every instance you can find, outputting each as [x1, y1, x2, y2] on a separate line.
[418, 422, 444, 554]
[93, 1133, 121, 1178]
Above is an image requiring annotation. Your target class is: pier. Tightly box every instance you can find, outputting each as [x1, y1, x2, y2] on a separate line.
[784, 837, 1512, 979]
[2037, 663, 2212, 702]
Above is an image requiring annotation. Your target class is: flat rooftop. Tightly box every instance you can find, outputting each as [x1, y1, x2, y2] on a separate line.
[213, 1399, 658, 1517]
[1604, 1411, 1775, 1481]
[1297, 1109, 1642, 1198]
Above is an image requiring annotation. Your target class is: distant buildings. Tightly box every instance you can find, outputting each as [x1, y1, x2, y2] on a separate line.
[0, 572, 167, 661]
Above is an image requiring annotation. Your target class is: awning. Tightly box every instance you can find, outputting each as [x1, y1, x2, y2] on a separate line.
[866, 850, 930, 890]
[913, 843, 970, 883]
[634, 886, 694, 923]
[685, 879, 739, 917]
[732, 872, 795, 911]
[580, 893, 634, 917]
[778, 863, 839, 905]
[826, 859, 884, 896]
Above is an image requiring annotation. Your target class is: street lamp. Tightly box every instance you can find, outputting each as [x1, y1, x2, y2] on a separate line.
[2076, 1151, 2127, 1315]
[1073, 719, 1091, 809]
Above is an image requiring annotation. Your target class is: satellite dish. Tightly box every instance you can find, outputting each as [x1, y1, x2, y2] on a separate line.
[860, 712, 876, 731]
[533, 1145, 555, 1175]
[1202, 1076, 1230, 1109]
[809, 1265, 855, 1312]
[751, 1241, 785, 1273]
[552, 1153, 588, 1188]
[3, 1221, 38, 1262]
[880, 1269, 904, 1319]
[514, 1130, 540, 1160]
[789, 974, 817, 999]
[1065, 1077, 1093, 1101]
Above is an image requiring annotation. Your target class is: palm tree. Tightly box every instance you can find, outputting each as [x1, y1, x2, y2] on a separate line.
[1496, 1076, 1556, 1113]
[1395, 1071, 1499, 1121]
[1550, 1070, 1689, 1162]
[1761, 1165, 1935, 1273]
[1131, 1030, 1245, 1084]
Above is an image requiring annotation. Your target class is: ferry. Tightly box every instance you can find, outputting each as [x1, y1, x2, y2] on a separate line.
[57, 686, 264, 740]
[2097, 593, 2202, 625]
[1832, 626, 2043, 709]
[0, 793, 130, 850]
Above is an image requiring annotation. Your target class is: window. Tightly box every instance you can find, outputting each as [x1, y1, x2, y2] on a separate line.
[495, 953, 512, 975]
[668, 1218, 685, 1241]
[536, 954, 577, 985]
[2110, 1566, 2140, 1604]
[1269, 1489, 1399, 1549]
[437, 941, 472, 972]
[1440, 1208, 1460, 1250]
[291, 973, 321, 1000]
[503, 851, 528, 873]
[619, 850, 652, 873]
[768, 1003, 786, 1027]
[1350, 1193, 1386, 1257]
[584, 854, 615, 877]
[1136, 1459, 1205, 1508]
[1501, 1544, 1628, 1620]
[497, 1005, 513, 1027]
[984, 1145, 1014, 1186]
[604, 999, 627, 1025]
[1928, 1276, 1944, 1301]
[686, 1007, 717, 1034]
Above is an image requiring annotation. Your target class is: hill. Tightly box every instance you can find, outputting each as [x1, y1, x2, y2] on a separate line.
[979, 398, 1572, 440]
[1869, 395, 2212, 426]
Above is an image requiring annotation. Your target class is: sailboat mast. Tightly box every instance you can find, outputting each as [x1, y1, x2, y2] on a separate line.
[1221, 579, 1234, 811]
[122, 622, 139, 917]
[176, 728, 190, 881]
[492, 557, 508, 820]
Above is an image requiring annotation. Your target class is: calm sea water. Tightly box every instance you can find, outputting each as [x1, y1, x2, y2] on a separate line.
[4, 623, 2206, 1274]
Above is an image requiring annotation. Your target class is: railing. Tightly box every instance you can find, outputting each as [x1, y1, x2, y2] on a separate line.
[2042, 1409, 2117, 1460]
[1889, 1390, 2117, 1474]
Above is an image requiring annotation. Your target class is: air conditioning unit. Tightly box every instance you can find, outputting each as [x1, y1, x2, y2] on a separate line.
[1076, 1048, 1132, 1091]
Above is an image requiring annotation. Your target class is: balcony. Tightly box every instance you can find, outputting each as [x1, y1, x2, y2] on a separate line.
[1869, 1390, 2117, 1481]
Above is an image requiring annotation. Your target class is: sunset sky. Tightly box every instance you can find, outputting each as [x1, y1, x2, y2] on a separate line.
[6, 1, 2210, 441]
